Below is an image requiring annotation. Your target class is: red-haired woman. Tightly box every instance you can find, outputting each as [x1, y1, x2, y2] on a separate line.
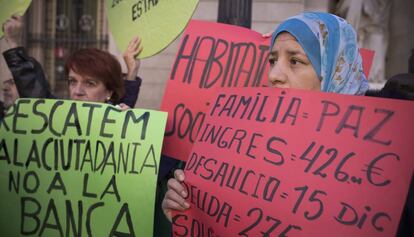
[2, 15, 142, 108]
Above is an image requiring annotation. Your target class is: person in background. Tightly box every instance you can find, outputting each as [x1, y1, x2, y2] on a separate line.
[2, 78, 19, 109]
[1, 76, 19, 120]
[0, 78, 19, 120]
[2, 15, 143, 107]
[365, 73, 414, 237]
[366, 73, 414, 100]
[161, 11, 369, 226]
[409, 49, 414, 74]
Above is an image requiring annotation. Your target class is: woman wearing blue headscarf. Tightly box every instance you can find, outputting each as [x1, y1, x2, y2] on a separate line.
[268, 12, 369, 94]
[161, 12, 369, 222]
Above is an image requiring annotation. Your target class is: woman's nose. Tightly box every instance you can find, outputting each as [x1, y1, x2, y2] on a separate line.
[2, 85, 9, 92]
[268, 62, 288, 88]
[73, 84, 86, 95]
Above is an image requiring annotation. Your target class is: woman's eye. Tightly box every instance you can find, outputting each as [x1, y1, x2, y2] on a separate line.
[290, 58, 301, 65]
[268, 58, 277, 66]
[86, 81, 97, 87]
[68, 79, 76, 85]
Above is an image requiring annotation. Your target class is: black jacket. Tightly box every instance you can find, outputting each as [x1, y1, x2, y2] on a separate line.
[0, 100, 4, 121]
[366, 73, 414, 237]
[3, 47, 54, 99]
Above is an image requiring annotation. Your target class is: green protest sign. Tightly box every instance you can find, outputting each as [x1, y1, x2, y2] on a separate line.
[0, 0, 32, 38]
[106, 0, 199, 58]
[0, 99, 167, 237]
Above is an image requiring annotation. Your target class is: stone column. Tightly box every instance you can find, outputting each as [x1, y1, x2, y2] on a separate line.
[336, 0, 392, 83]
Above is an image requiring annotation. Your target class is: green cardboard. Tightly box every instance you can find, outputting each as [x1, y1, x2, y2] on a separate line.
[0, 99, 167, 237]
[106, 0, 199, 58]
[0, 0, 32, 38]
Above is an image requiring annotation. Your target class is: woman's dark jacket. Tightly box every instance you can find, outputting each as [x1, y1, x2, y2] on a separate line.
[366, 73, 414, 237]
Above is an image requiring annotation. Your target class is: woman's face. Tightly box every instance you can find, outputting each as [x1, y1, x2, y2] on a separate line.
[68, 69, 112, 103]
[268, 32, 320, 91]
[2, 78, 19, 108]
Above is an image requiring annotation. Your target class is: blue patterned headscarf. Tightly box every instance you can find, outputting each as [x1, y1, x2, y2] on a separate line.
[271, 12, 369, 95]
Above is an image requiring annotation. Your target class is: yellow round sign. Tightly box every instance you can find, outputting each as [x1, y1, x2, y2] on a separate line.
[106, 0, 199, 58]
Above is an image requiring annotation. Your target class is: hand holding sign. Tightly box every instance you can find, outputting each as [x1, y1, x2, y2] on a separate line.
[123, 36, 143, 81]
[162, 169, 189, 222]
[106, 0, 199, 58]
[0, 0, 31, 38]
[2, 14, 23, 48]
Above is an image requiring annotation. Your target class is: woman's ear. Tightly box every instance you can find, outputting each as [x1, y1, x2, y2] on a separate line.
[106, 91, 114, 102]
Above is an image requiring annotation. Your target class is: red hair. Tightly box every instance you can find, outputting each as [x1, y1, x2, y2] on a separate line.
[65, 48, 124, 103]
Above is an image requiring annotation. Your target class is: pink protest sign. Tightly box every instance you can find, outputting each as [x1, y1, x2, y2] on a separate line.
[172, 87, 413, 237]
[161, 20, 375, 161]
[160, 20, 271, 160]
[360, 48, 375, 78]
